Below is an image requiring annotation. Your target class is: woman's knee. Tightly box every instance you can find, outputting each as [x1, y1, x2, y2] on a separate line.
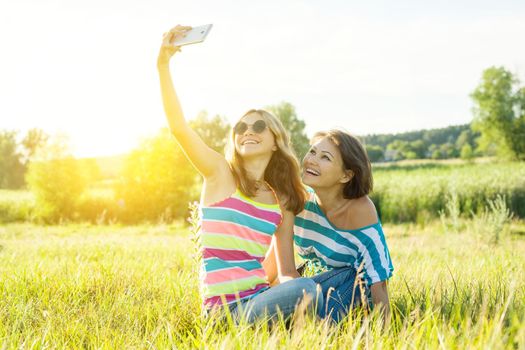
[295, 278, 323, 308]
[301, 278, 317, 295]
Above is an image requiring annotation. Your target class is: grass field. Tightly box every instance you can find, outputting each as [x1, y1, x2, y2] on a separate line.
[1, 219, 524, 349]
[372, 161, 525, 222]
[2, 160, 524, 225]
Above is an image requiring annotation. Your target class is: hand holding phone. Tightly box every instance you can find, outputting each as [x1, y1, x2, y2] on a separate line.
[170, 24, 213, 47]
[158, 24, 212, 67]
[162, 24, 212, 47]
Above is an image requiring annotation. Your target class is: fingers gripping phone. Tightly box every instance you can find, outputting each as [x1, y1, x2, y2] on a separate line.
[172, 24, 213, 47]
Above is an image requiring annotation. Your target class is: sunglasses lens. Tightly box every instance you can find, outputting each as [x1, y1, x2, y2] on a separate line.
[252, 120, 267, 133]
[234, 120, 267, 134]
[234, 122, 248, 134]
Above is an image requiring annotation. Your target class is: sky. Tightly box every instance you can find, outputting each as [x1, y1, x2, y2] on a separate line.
[1, 0, 525, 157]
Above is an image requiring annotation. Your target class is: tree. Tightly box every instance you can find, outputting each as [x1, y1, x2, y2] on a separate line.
[366, 145, 384, 162]
[386, 140, 410, 161]
[26, 135, 86, 222]
[409, 140, 426, 159]
[0, 128, 49, 189]
[0, 130, 25, 189]
[431, 150, 442, 160]
[265, 102, 310, 159]
[439, 142, 457, 159]
[115, 128, 198, 223]
[189, 111, 230, 154]
[363, 124, 469, 152]
[471, 66, 525, 159]
[428, 144, 440, 159]
[77, 158, 102, 185]
[460, 144, 474, 161]
[21, 128, 49, 164]
[455, 129, 472, 150]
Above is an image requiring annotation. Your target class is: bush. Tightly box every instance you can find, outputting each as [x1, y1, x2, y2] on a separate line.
[26, 157, 87, 223]
[0, 190, 34, 223]
[76, 190, 120, 224]
[460, 144, 474, 161]
[115, 129, 199, 223]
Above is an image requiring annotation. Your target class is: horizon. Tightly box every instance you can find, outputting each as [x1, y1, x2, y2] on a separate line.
[1, 0, 524, 158]
[71, 121, 474, 159]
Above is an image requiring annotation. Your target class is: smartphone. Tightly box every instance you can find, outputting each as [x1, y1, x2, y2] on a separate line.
[172, 24, 213, 47]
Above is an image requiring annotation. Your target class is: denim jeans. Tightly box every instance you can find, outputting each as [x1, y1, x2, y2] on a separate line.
[228, 277, 323, 324]
[310, 266, 370, 323]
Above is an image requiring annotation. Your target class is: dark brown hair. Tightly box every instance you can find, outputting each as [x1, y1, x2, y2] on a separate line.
[312, 129, 373, 199]
[225, 109, 307, 214]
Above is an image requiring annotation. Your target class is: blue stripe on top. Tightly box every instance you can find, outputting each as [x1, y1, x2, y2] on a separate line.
[294, 191, 394, 286]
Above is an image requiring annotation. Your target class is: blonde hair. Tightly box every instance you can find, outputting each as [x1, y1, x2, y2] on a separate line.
[225, 109, 307, 214]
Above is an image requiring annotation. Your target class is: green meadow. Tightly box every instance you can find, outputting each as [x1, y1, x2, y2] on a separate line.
[2, 160, 525, 225]
[1, 160, 525, 348]
[1, 217, 524, 348]
[372, 161, 525, 223]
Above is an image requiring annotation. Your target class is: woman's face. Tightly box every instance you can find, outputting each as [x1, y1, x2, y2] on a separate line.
[302, 137, 350, 189]
[233, 112, 276, 158]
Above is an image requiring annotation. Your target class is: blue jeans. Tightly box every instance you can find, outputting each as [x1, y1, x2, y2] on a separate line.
[311, 266, 369, 323]
[229, 277, 323, 324]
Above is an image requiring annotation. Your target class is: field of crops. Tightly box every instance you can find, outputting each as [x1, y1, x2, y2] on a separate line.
[372, 161, 525, 223]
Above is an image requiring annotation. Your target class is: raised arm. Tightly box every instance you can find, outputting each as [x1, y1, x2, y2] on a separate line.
[157, 26, 228, 179]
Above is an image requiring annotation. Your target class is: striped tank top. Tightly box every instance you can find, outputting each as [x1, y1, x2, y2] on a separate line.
[199, 188, 282, 309]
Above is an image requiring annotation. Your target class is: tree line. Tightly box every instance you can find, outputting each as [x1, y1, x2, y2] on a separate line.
[363, 124, 479, 162]
[363, 66, 525, 162]
[0, 66, 524, 223]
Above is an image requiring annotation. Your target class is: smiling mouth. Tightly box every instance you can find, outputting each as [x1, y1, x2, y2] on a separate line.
[242, 140, 259, 145]
[305, 168, 320, 176]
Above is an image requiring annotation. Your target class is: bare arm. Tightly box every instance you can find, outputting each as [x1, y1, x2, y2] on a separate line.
[370, 281, 391, 326]
[272, 210, 301, 285]
[157, 26, 229, 179]
[262, 237, 278, 286]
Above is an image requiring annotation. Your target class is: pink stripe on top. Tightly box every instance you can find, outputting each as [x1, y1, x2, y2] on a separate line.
[202, 221, 273, 246]
[202, 248, 265, 263]
[218, 196, 282, 225]
[200, 188, 282, 309]
[204, 267, 267, 285]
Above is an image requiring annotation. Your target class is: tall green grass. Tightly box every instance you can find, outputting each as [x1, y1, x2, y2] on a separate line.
[0, 190, 34, 224]
[1, 220, 524, 349]
[2, 161, 525, 225]
[372, 161, 525, 223]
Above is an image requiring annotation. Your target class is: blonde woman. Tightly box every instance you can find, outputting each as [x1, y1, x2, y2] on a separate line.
[157, 25, 322, 322]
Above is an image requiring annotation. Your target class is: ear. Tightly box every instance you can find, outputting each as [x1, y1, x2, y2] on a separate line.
[272, 145, 278, 151]
[340, 170, 353, 184]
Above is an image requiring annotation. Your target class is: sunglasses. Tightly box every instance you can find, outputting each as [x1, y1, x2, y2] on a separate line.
[233, 119, 268, 135]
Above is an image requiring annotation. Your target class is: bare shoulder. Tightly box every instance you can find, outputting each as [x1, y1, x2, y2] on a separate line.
[346, 196, 378, 229]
